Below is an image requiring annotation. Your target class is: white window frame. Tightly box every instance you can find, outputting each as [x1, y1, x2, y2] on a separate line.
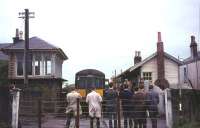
[142, 72, 152, 81]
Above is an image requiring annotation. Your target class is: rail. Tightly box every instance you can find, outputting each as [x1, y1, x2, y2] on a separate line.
[19, 96, 162, 128]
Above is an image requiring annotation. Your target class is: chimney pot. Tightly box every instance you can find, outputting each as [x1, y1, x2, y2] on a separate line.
[16, 29, 19, 37]
[13, 28, 24, 43]
[135, 51, 138, 57]
[138, 51, 141, 56]
[190, 35, 198, 58]
[19, 31, 23, 39]
[191, 36, 195, 42]
[134, 51, 142, 65]
[158, 32, 162, 42]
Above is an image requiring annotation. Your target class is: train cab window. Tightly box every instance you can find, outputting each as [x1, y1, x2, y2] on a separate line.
[86, 77, 94, 89]
[95, 78, 103, 88]
[100, 79, 104, 88]
[79, 79, 85, 89]
[95, 79, 100, 88]
[78, 77, 86, 89]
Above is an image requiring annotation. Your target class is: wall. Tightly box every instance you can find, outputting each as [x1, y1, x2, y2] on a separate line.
[141, 57, 179, 88]
[141, 57, 157, 83]
[164, 58, 179, 88]
[8, 53, 16, 79]
[54, 55, 63, 78]
[180, 60, 200, 89]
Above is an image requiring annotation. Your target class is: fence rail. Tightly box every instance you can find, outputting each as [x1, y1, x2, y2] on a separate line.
[19, 96, 165, 128]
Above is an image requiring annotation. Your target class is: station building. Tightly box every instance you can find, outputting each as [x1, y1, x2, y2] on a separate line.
[116, 32, 182, 90]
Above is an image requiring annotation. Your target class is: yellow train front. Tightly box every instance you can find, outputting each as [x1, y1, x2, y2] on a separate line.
[75, 69, 105, 97]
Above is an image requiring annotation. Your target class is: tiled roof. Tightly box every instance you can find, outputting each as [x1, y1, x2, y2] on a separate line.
[183, 52, 200, 64]
[2, 37, 68, 60]
[5, 37, 58, 50]
[117, 52, 183, 78]
[0, 43, 11, 60]
[0, 43, 11, 49]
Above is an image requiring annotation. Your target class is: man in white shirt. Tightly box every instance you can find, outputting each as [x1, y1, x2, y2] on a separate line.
[86, 87, 102, 128]
[65, 88, 82, 128]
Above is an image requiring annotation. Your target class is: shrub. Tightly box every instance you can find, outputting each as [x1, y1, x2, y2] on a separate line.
[173, 120, 200, 128]
[0, 121, 11, 128]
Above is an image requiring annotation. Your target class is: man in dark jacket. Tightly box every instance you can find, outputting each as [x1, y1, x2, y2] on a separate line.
[133, 84, 147, 128]
[147, 85, 159, 128]
[104, 82, 118, 128]
[120, 83, 133, 128]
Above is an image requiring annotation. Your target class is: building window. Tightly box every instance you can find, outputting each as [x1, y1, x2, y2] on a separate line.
[35, 55, 42, 75]
[44, 55, 51, 75]
[16, 53, 53, 76]
[184, 67, 187, 83]
[16, 53, 32, 76]
[143, 72, 152, 80]
[16, 53, 23, 76]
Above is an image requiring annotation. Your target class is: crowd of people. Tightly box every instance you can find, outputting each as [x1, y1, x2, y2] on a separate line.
[65, 81, 160, 128]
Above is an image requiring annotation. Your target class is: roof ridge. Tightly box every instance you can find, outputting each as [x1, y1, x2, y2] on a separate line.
[117, 52, 182, 77]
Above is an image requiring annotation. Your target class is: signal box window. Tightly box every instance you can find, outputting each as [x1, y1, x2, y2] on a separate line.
[16, 53, 23, 76]
[35, 55, 42, 75]
[45, 55, 51, 75]
[16, 53, 33, 76]
[78, 77, 86, 89]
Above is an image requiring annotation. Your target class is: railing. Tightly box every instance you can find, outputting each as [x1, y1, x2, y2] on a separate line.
[19, 96, 164, 128]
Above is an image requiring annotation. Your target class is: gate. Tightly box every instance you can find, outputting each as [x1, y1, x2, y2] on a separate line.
[19, 97, 67, 128]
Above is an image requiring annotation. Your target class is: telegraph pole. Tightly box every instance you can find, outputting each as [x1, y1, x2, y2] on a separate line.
[19, 9, 35, 86]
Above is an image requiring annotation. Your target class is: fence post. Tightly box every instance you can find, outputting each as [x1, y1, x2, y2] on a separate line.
[12, 88, 21, 128]
[38, 98, 42, 128]
[76, 98, 80, 128]
[165, 89, 173, 128]
[117, 93, 121, 128]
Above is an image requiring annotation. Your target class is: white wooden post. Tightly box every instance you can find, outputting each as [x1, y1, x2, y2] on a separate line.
[12, 89, 20, 128]
[165, 89, 173, 128]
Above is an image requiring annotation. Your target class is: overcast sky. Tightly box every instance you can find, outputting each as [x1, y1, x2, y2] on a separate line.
[0, 0, 200, 84]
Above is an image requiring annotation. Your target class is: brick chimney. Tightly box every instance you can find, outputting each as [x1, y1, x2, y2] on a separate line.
[190, 35, 198, 59]
[154, 32, 169, 90]
[13, 29, 23, 43]
[134, 51, 142, 65]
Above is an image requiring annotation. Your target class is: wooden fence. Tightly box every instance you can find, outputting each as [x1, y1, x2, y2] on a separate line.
[170, 89, 200, 127]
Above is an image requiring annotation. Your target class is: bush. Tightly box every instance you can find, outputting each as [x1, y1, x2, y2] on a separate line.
[173, 120, 200, 128]
[0, 121, 11, 128]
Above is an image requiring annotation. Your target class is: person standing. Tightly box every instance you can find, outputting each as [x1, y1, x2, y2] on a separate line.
[104, 82, 118, 128]
[133, 84, 147, 128]
[147, 85, 159, 128]
[86, 87, 102, 128]
[119, 83, 133, 128]
[65, 88, 82, 128]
